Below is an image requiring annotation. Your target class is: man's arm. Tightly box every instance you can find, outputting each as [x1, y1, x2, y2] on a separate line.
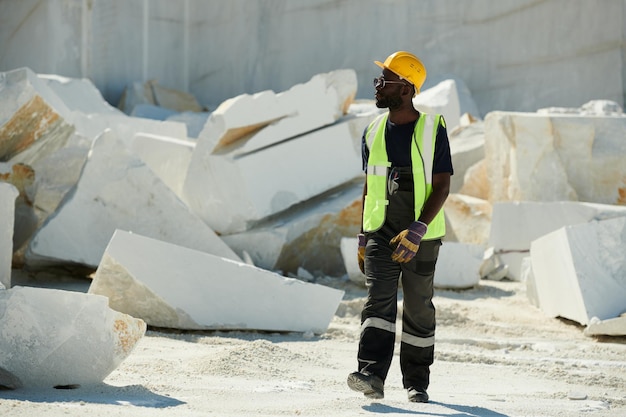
[417, 172, 450, 225]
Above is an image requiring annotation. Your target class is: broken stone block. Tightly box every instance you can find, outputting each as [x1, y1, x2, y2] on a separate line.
[529, 216, 626, 326]
[448, 120, 484, 194]
[443, 193, 492, 246]
[210, 69, 357, 156]
[0, 163, 36, 255]
[479, 247, 509, 281]
[182, 70, 365, 234]
[0, 182, 18, 289]
[89, 230, 344, 334]
[414, 79, 461, 132]
[0, 286, 146, 389]
[485, 111, 626, 205]
[40, 74, 188, 145]
[193, 89, 293, 155]
[584, 315, 626, 337]
[38, 73, 124, 116]
[0, 68, 75, 163]
[459, 159, 489, 200]
[490, 201, 626, 280]
[71, 111, 188, 147]
[434, 242, 483, 289]
[184, 114, 369, 234]
[221, 178, 363, 276]
[130, 132, 195, 199]
[26, 129, 239, 268]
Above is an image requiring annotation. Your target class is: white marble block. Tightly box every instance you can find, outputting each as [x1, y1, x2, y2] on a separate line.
[485, 112, 626, 205]
[38, 73, 124, 116]
[434, 242, 483, 289]
[0, 286, 146, 389]
[443, 193, 492, 246]
[26, 129, 239, 268]
[222, 178, 362, 276]
[183, 70, 365, 234]
[584, 315, 626, 337]
[529, 216, 626, 326]
[130, 132, 195, 199]
[490, 201, 626, 280]
[184, 115, 368, 234]
[89, 230, 344, 334]
[0, 183, 18, 289]
[414, 79, 462, 132]
[448, 121, 485, 194]
[0, 68, 74, 164]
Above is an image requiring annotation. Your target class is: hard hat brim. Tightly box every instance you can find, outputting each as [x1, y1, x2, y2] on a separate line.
[374, 60, 414, 86]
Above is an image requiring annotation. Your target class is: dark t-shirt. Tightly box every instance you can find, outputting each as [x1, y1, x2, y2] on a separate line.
[361, 115, 454, 175]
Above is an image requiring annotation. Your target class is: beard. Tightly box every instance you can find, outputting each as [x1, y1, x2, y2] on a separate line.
[375, 93, 403, 110]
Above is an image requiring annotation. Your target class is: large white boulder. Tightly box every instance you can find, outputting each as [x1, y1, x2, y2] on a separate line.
[529, 216, 626, 327]
[443, 193, 492, 246]
[490, 201, 626, 280]
[414, 79, 462, 132]
[89, 230, 344, 334]
[184, 114, 369, 235]
[26, 129, 239, 268]
[0, 68, 74, 164]
[183, 70, 367, 234]
[0, 286, 146, 389]
[448, 120, 484, 194]
[485, 111, 626, 205]
[38, 73, 124, 116]
[434, 242, 483, 289]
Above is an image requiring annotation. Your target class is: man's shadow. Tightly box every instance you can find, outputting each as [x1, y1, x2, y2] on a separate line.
[0, 383, 185, 408]
[363, 401, 510, 416]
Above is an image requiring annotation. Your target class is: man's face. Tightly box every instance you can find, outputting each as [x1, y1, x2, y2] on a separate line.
[374, 69, 406, 110]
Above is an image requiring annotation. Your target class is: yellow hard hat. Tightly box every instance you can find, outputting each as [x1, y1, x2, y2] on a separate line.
[375, 51, 427, 94]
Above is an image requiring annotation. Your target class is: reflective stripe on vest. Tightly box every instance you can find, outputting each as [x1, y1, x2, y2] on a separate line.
[363, 112, 446, 239]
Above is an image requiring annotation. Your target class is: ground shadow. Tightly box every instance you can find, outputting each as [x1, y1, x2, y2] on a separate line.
[0, 383, 185, 408]
[363, 401, 510, 416]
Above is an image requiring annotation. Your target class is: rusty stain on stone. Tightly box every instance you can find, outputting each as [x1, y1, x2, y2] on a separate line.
[0, 163, 35, 204]
[0, 95, 61, 161]
[113, 317, 146, 356]
[618, 182, 626, 205]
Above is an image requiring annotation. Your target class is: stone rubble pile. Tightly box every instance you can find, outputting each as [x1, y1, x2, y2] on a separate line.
[1, 64, 625, 389]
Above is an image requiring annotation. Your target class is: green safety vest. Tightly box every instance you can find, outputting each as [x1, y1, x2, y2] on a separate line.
[362, 112, 446, 239]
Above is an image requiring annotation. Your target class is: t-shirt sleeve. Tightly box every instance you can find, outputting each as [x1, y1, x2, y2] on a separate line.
[433, 116, 454, 175]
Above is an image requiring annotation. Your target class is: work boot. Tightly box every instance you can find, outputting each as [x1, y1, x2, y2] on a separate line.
[347, 371, 384, 399]
[407, 386, 429, 403]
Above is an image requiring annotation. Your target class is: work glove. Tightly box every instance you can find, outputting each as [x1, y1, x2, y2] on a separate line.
[357, 233, 366, 274]
[390, 221, 428, 263]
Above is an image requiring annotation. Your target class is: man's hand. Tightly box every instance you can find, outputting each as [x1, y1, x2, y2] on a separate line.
[390, 221, 428, 263]
[357, 233, 366, 274]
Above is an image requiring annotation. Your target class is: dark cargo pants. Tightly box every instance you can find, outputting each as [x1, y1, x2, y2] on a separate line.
[357, 188, 441, 390]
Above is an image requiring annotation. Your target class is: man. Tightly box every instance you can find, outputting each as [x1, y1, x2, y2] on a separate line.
[347, 51, 453, 403]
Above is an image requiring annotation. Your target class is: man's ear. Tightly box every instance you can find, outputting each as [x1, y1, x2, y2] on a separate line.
[403, 84, 414, 98]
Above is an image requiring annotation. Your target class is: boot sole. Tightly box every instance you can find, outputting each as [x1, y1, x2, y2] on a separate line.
[347, 373, 384, 399]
